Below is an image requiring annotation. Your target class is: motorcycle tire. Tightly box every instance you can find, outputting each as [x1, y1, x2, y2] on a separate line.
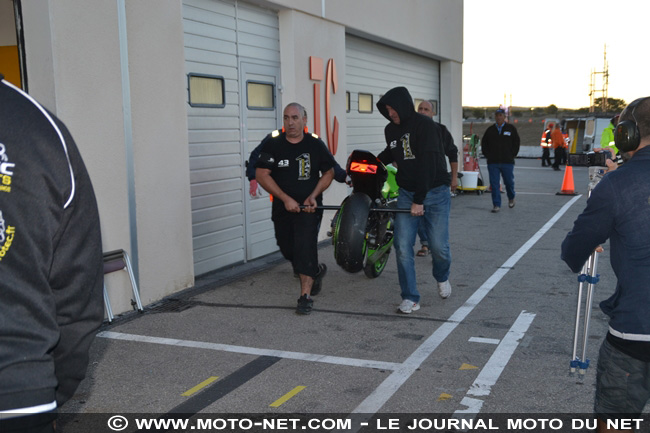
[334, 192, 372, 273]
[363, 249, 390, 278]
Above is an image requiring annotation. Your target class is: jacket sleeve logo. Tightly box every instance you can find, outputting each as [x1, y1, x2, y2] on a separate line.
[0, 143, 14, 193]
[0, 211, 15, 261]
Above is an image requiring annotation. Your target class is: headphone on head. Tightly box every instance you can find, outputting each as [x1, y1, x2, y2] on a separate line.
[615, 97, 649, 153]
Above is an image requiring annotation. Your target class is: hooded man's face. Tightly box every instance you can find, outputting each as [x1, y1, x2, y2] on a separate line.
[386, 105, 400, 125]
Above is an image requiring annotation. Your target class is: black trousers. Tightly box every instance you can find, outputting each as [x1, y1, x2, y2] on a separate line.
[272, 206, 323, 278]
[541, 147, 551, 166]
[553, 147, 566, 169]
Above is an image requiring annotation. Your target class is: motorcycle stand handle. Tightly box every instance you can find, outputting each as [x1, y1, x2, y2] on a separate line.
[299, 205, 412, 213]
[570, 250, 600, 378]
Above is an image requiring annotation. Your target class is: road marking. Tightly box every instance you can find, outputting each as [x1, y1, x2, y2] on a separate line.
[97, 331, 401, 371]
[181, 376, 219, 396]
[459, 363, 478, 370]
[98, 194, 582, 425]
[438, 393, 452, 401]
[168, 356, 280, 415]
[349, 195, 581, 419]
[468, 337, 500, 345]
[516, 191, 559, 195]
[456, 396, 484, 413]
[467, 311, 536, 397]
[270, 386, 306, 407]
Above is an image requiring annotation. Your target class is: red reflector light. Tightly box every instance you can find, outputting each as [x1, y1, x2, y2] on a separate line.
[350, 162, 378, 174]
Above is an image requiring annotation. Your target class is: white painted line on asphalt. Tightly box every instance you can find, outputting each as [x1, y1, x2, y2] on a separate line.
[350, 195, 582, 416]
[467, 311, 536, 397]
[469, 337, 500, 345]
[455, 397, 485, 414]
[96, 331, 401, 371]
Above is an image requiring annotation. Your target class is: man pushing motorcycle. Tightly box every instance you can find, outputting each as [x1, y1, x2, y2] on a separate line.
[255, 103, 336, 315]
[376, 87, 453, 314]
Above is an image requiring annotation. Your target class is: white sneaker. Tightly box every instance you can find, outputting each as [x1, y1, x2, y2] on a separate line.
[438, 280, 451, 299]
[398, 299, 420, 314]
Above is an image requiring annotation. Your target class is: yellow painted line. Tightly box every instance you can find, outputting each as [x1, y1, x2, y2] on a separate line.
[270, 386, 306, 407]
[181, 376, 219, 396]
[438, 393, 452, 401]
[459, 363, 479, 370]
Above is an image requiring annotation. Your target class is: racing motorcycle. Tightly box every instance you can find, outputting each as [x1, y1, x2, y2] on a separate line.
[329, 150, 403, 278]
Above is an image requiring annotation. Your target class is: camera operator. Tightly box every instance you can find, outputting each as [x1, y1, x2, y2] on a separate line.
[561, 97, 650, 430]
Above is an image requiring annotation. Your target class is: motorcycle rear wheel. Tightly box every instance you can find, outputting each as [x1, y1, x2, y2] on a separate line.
[363, 249, 390, 278]
[334, 192, 372, 273]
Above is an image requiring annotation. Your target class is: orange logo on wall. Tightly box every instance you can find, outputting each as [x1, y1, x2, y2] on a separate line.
[309, 56, 339, 155]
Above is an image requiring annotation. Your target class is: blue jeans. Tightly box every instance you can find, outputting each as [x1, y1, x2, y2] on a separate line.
[395, 186, 451, 303]
[487, 163, 515, 207]
[417, 220, 428, 246]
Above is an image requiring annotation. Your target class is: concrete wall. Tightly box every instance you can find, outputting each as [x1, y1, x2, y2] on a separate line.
[273, 0, 464, 148]
[21, 0, 194, 313]
[271, 0, 463, 62]
[0, 0, 16, 45]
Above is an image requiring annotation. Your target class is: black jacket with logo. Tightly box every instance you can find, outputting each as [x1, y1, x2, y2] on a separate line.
[255, 130, 336, 207]
[0, 76, 103, 411]
[481, 122, 520, 164]
[376, 87, 449, 204]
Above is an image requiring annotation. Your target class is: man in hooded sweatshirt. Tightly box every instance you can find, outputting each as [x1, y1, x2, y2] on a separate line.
[376, 87, 452, 314]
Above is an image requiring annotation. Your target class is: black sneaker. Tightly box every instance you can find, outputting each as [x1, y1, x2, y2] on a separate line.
[310, 263, 327, 296]
[296, 294, 313, 315]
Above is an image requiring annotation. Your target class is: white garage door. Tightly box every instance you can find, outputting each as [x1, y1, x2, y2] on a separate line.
[183, 0, 280, 276]
[346, 35, 440, 156]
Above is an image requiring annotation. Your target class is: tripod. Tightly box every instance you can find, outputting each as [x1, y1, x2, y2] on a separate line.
[570, 165, 606, 377]
[570, 249, 600, 377]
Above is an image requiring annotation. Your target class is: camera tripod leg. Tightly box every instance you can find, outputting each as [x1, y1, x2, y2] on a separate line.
[570, 250, 600, 378]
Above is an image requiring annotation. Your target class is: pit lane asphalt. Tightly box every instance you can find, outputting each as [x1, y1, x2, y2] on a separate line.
[60, 155, 624, 425]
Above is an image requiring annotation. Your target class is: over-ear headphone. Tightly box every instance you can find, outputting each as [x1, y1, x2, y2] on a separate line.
[615, 97, 649, 153]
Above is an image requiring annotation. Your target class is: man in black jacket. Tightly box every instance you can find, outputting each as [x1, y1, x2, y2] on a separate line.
[255, 103, 335, 315]
[0, 75, 103, 432]
[376, 87, 452, 314]
[481, 108, 520, 213]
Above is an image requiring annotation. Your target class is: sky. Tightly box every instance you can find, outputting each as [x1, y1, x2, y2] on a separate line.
[462, 0, 650, 109]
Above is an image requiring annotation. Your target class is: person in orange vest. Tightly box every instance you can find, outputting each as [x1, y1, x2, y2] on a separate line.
[540, 123, 553, 167]
[551, 123, 566, 171]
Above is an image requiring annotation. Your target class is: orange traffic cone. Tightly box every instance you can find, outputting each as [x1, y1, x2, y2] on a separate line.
[556, 166, 578, 196]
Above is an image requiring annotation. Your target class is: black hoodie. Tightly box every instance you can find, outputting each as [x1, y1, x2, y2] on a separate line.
[376, 87, 449, 204]
[0, 76, 103, 412]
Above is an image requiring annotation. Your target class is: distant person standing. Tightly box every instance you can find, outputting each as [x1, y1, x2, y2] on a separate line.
[540, 123, 553, 167]
[551, 123, 567, 171]
[481, 108, 520, 213]
[415, 100, 458, 257]
[594, 114, 619, 158]
[598, 114, 620, 157]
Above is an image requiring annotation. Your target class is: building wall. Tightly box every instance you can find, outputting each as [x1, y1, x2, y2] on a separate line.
[15, 0, 463, 315]
[21, 0, 194, 314]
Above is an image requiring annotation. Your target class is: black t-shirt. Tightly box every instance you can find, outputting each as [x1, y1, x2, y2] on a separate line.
[255, 131, 335, 204]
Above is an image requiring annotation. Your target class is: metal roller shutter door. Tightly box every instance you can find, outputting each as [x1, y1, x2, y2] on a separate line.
[346, 35, 440, 156]
[183, 0, 280, 276]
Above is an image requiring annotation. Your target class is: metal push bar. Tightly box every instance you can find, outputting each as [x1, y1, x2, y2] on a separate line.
[299, 204, 412, 213]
